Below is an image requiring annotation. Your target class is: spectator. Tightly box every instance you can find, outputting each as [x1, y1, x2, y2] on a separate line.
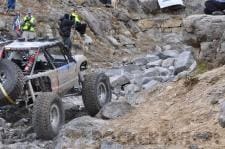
[13, 11, 22, 37]
[21, 8, 36, 40]
[7, 0, 16, 12]
[58, 14, 75, 61]
[204, 0, 225, 15]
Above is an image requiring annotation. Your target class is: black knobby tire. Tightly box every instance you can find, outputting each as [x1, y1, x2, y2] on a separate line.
[32, 93, 65, 140]
[82, 73, 112, 116]
[0, 59, 24, 106]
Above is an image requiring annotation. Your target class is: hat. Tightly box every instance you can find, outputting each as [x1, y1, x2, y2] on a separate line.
[27, 8, 32, 14]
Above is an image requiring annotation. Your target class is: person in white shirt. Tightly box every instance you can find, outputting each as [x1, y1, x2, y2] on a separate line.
[13, 11, 21, 37]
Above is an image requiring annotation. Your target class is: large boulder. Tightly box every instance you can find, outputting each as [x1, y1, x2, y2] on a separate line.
[55, 116, 108, 148]
[183, 15, 225, 47]
[183, 15, 225, 67]
[110, 75, 130, 88]
[139, 0, 160, 14]
[99, 102, 134, 119]
[142, 80, 159, 90]
[121, 0, 144, 14]
[78, 7, 112, 36]
[174, 51, 194, 75]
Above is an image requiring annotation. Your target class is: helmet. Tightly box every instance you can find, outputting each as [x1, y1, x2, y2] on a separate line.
[27, 8, 32, 14]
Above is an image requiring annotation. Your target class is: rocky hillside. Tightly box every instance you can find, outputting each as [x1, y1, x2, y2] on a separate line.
[2, 0, 225, 148]
[55, 65, 225, 149]
[0, 0, 207, 66]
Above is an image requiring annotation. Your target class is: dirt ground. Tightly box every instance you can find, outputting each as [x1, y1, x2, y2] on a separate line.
[106, 66, 225, 149]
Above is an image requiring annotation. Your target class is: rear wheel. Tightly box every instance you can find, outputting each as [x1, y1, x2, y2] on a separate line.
[32, 93, 64, 140]
[82, 73, 111, 116]
[0, 59, 24, 106]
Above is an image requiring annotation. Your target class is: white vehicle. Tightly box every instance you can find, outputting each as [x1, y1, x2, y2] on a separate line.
[0, 38, 112, 139]
[158, 0, 184, 8]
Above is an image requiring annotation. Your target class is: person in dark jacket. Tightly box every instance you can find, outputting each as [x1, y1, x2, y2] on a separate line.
[59, 14, 74, 60]
[204, 0, 225, 14]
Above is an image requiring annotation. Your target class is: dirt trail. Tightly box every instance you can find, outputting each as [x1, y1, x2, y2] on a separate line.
[106, 66, 225, 149]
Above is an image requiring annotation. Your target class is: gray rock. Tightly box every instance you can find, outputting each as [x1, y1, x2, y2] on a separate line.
[145, 54, 160, 62]
[193, 132, 212, 141]
[121, 48, 137, 54]
[162, 45, 172, 51]
[127, 20, 141, 34]
[133, 58, 148, 66]
[123, 64, 141, 73]
[0, 118, 6, 128]
[142, 80, 159, 90]
[140, 0, 159, 14]
[162, 33, 183, 44]
[174, 71, 189, 81]
[117, 35, 135, 46]
[13, 118, 29, 127]
[161, 58, 175, 68]
[189, 61, 197, 72]
[122, 0, 144, 14]
[153, 76, 170, 82]
[84, 34, 93, 45]
[144, 68, 160, 77]
[141, 77, 154, 85]
[105, 69, 123, 77]
[100, 102, 134, 119]
[142, 76, 170, 84]
[100, 140, 123, 149]
[131, 76, 144, 86]
[0, 142, 43, 149]
[189, 144, 199, 149]
[183, 15, 225, 46]
[112, 94, 118, 101]
[163, 50, 179, 58]
[56, 116, 108, 148]
[79, 8, 106, 35]
[124, 84, 141, 95]
[146, 60, 162, 68]
[210, 98, 219, 105]
[219, 101, 225, 128]
[113, 87, 122, 95]
[174, 51, 194, 75]
[112, 9, 130, 22]
[156, 67, 171, 76]
[110, 75, 130, 88]
[107, 36, 120, 47]
[168, 66, 175, 75]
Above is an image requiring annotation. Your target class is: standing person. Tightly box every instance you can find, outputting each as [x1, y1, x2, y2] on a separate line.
[13, 11, 21, 37]
[21, 8, 36, 40]
[59, 14, 74, 61]
[204, 0, 225, 15]
[6, 0, 16, 12]
[70, 9, 87, 36]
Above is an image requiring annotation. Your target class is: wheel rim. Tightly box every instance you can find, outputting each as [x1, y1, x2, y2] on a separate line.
[0, 71, 7, 84]
[50, 104, 60, 131]
[97, 82, 107, 106]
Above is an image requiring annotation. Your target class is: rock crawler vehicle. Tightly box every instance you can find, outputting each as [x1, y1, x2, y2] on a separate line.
[0, 38, 112, 139]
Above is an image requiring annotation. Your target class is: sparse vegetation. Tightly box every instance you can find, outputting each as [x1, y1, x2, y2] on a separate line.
[194, 61, 209, 75]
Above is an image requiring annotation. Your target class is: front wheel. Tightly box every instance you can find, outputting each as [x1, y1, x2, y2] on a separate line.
[82, 73, 112, 116]
[32, 93, 65, 140]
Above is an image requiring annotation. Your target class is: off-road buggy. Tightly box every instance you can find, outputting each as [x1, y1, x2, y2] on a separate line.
[0, 38, 112, 139]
